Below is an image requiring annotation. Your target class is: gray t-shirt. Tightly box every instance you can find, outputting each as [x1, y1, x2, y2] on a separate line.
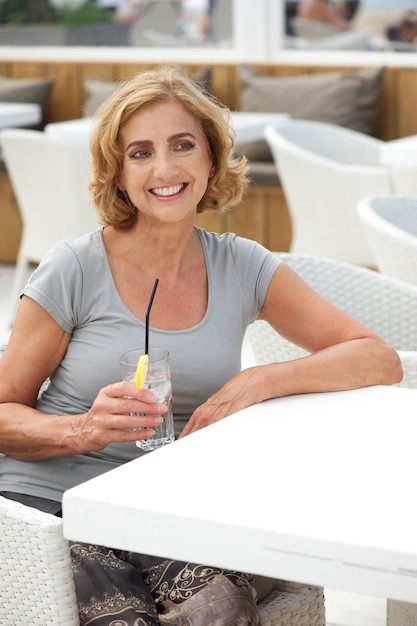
[0, 227, 280, 502]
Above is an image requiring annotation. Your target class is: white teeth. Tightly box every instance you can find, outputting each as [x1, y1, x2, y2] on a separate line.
[152, 184, 184, 197]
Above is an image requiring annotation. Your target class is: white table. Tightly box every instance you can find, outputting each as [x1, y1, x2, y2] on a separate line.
[0, 102, 41, 128]
[63, 385, 417, 614]
[44, 112, 288, 147]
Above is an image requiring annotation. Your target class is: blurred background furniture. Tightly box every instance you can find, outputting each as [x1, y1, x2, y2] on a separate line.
[242, 252, 417, 390]
[0, 495, 325, 626]
[0, 76, 54, 263]
[357, 195, 417, 287]
[0, 128, 98, 328]
[45, 111, 289, 148]
[379, 133, 417, 196]
[264, 120, 393, 266]
[388, 165, 417, 198]
[379, 133, 417, 168]
[0, 495, 79, 626]
[0, 102, 41, 129]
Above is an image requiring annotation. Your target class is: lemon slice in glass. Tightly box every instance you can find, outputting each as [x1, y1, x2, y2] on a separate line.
[135, 354, 148, 389]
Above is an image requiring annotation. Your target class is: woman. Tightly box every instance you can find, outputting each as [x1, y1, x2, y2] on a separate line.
[0, 66, 402, 625]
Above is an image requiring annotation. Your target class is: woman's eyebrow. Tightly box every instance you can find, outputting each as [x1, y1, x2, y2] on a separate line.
[169, 132, 197, 141]
[126, 132, 197, 151]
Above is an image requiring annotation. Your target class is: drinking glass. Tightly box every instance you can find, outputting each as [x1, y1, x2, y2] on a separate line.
[120, 348, 175, 451]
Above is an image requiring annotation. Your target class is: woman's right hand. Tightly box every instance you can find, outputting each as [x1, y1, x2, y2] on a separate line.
[74, 381, 165, 453]
[0, 379, 166, 461]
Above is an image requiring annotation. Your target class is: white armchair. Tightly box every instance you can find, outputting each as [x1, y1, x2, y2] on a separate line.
[264, 120, 394, 266]
[357, 195, 417, 287]
[0, 495, 79, 625]
[0, 128, 98, 328]
[243, 252, 417, 390]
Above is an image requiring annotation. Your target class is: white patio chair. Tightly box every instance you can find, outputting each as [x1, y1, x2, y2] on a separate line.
[0, 128, 98, 328]
[0, 493, 325, 625]
[243, 252, 417, 390]
[357, 195, 417, 287]
[390, 165, 417, 197]
[264, 120, 394, 267]
[0, 495, 79, 625]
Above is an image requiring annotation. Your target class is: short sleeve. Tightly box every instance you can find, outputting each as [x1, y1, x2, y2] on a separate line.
[22, 240, 84, 334]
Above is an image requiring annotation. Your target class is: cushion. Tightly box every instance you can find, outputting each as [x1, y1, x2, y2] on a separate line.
[238, 65, 384, 161]
[83, 67, 212, 117]
[248, 161, 280, 187]
[0, 76, 54, 128]
[83, 77, 120, 117]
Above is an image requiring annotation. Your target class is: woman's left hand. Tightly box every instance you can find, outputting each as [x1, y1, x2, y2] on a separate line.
[178, 367, 263, 438]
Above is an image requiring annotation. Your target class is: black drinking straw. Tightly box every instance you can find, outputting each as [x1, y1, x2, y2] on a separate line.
[145, 278, 159, 355]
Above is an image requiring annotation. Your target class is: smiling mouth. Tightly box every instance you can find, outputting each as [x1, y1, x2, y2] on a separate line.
[150, 183, 187, 197]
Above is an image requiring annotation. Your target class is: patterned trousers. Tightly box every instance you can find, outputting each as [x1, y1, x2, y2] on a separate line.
[70, 542, 262, 626]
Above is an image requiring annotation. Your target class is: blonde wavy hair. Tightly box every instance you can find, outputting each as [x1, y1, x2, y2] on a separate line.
[89, 65, 250, 229]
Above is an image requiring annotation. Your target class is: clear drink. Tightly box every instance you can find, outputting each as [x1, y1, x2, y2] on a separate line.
[120, 348, 175, 452]
[129, 374, 174, 451]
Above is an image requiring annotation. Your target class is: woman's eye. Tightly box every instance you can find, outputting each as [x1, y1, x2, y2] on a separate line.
[130, 149, 151, 159]
[175, 141, 195, 152]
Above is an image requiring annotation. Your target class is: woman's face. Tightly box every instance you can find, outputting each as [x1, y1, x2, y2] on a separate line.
[118, 100, 213, 226]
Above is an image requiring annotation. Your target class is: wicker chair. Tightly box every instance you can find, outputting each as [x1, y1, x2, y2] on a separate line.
[263, 120, 393, 266]
[258, 580, 325, 625]
[0, 495, 79, 626]
[357, 195, 417, 287]
[0, 128, 98, 328]
[243, 252, 417, 390]
[0, 495, 325, 625]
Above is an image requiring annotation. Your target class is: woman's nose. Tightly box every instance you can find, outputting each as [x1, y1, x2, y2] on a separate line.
[153, 151, 178, 178]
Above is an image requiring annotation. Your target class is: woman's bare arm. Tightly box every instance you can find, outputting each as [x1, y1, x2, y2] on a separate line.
[180, 264, 403, 437]
[0, 297, 166, 460]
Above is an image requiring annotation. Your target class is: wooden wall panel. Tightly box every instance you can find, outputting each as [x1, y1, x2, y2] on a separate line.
[395, 68, 417, 139]
[210, 64, 239, 110]
[195, 210, 228, 235]
[0, 171, 22, 263]
[225, 195, 266, 244]
[8, 60, 49, 79]
[374, 66, 396, 141]
[46, 62, 81, 121]
[115, 62, 151, 81]
[265, 187, 292, 252]
[195, 185, 292, 252]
